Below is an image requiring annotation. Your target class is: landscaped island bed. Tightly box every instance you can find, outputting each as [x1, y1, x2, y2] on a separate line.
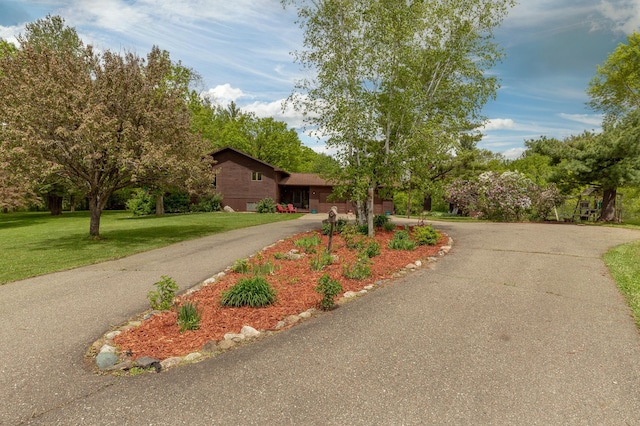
[114, 226, 449, 360]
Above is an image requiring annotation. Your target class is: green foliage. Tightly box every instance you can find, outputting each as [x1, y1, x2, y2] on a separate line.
[411, 225, 440, 246]
[310, 252, 334, 271]
[362, 239, 381, 258]
[252, 260, 276, 275]
[341, 224, 365, 250]
[321, 218, 348, 235]
[294, 233, 322, 253]
[220, 276, 277, 308]
[273, 252, 286, 260]
[588, 32, 640, 118]
[315, 273, 342, 310]
[177, 301, 202, 332]
[388, 230, 416, 250]
[191, 192, 223, 212]
[342, 256, 372, 280]
[164, 191, 190, 213]
[373, 214, 390, 228]
[126, 189, 155, 216]
[256, 197, 277, 213]
[383, 221, 396, 232]
[231, 259, 249, 273]
[393, 191, 424, 216]
[147, 276, 178, 311]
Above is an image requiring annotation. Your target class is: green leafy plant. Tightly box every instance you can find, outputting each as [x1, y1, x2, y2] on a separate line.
[273, 252, 285, 260]
[231, 258, 249, 273]
[315, 273, 342, 310]
[147, 276, 178, 310]
[342, 255, 372, 280]
[126, 188, 155, 216]
[252, 260, 276, 275]
[177, 301, 202, 332]
[220, 276, 277, 307]
[191, 192, 223, 212]
[411, 225, 440, 246]
[388, 230, 416, 250]
[383, 221, 396, 232]
[374, 214, 390, 228]
[256, 197, 277, 213]
[362, 239, 381, 258]
[310, 251, 333, 271]
[294, 233, 322, 253]
[341, 224, 364, 250]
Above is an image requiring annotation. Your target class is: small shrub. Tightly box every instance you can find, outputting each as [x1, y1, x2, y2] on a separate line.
[362, 239, 381, 258]
[294, 233, 322, 253]
[231, 258, 249, 273]
[374, 214, 390, 228]
[147, 276, 178, 310]
[358, 224, 369, 235]
[273, 252, 285, 260]
[191, 192, 223, 212]
[177, 301, 202, 332]
[256, 197, 277, 213]
[310, 252, 333, 271]
[321, 218, 348, 235]
[412, 225, 440, 246]
[388, 230, 416, 250]
[126, 188, 155, 216]
[383, 221, 396, 232]
[315, 273, 342, 310]
[342, 257, 372, 280]
[341, 225, 364, 250]
[220, 276, 277, 307]
[164, 191, 190, 213]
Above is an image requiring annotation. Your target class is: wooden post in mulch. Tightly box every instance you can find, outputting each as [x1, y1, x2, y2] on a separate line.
[326, 206, 338, 254]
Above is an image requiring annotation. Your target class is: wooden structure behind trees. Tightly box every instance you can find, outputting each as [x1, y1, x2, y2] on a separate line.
[571, 187, 623, 222]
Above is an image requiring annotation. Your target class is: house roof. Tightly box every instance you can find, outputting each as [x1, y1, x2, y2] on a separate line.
[210, 146, 334, 187]
[209, 146, 290, 176]
[280, 173, 332, 187]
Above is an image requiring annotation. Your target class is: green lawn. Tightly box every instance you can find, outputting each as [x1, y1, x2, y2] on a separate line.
[604, 240, 640, 329]
[0, 210, 302, 284]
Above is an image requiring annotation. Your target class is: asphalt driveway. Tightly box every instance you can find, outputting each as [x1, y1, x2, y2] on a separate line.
[2, 218, 640, 425]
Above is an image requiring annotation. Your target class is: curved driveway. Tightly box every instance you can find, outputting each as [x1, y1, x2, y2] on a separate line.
[2, 218, 640, 424]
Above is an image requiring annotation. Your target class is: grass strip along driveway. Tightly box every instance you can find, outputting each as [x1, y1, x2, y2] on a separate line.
[0, 211, 301, 284]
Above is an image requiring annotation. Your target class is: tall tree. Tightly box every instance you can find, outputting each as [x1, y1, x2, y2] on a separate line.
[587, 32, 640, 120]
[0, 16, 213, 236]
[284, 0, 514, 235]
[528, 119, 640, 221]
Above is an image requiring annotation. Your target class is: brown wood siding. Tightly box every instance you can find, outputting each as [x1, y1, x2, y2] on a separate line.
[213, 150, 279, 211]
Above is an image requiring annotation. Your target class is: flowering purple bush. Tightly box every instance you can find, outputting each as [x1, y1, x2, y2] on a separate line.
[445, 172, 563, 222]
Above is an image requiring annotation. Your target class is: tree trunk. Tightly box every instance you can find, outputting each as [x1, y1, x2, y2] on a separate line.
[69, 194, 76, 212]
[89, 195, 102, 237]
[367, 185, 375, 237]
[599, 187, 617, 222]
[423, 194, 432, 212]
[155, 193, 165, 216]
[47, 193, 63, 216]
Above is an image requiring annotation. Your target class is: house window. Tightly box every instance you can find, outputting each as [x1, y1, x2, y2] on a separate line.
[252, 171, 262, 181]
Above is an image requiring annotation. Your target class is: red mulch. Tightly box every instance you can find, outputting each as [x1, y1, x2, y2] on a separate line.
[114, 226, 448, 360]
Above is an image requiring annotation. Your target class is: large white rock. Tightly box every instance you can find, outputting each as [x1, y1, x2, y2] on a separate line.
[241, 325, 261, 338]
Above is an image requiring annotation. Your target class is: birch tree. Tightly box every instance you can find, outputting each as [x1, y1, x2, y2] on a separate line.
[283, 0, 514, 234]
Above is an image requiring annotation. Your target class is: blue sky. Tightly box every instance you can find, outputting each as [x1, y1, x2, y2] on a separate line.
[0, 0, 637, 159]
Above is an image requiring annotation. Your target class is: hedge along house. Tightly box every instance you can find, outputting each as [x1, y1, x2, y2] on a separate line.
[209, 147, 394, 214]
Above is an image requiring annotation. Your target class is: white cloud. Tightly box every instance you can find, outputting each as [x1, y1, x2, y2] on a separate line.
[558, 113, 603, 127]
[205, 84, 249, 104]
[482, 118, 516, 131]
[599, 0, 640, 34]
[501, 147, 526, 160]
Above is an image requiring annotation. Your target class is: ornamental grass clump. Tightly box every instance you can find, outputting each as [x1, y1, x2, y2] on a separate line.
[315, 273, 342, 310]
[147, 276, 178, 310]
[177, 301, 202, 332]
[220, 276, 277, 308]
